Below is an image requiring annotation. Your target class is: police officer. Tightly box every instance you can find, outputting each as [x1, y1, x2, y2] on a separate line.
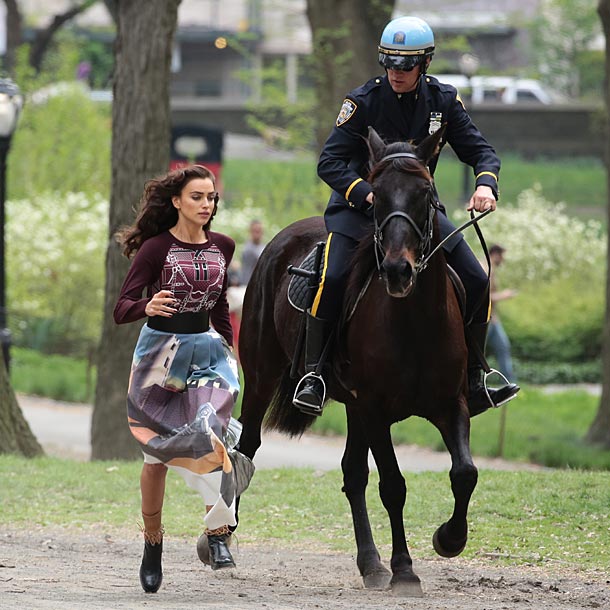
[293, 15, 519, 416]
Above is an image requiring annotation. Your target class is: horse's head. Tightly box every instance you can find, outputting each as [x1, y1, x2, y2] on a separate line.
[367, 125, 445, 298]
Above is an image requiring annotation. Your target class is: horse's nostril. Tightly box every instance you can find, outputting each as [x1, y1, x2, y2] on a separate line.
[382, 258, 412, 279]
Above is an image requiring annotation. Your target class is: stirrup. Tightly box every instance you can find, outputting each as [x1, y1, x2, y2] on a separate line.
[293, 372, 326, 415]
[483, 368, 519, 407]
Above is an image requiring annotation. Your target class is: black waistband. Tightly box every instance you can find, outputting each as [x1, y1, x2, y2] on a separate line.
[147, 311, 210, 334]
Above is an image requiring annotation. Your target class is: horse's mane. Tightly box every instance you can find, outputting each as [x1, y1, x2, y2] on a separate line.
[343, 140, 432, 317]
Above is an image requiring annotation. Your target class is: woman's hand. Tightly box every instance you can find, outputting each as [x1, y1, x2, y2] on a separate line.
[145, 290, 178, 317]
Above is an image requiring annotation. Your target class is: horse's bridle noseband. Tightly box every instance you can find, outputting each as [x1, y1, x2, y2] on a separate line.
[372, 152, 438, 275]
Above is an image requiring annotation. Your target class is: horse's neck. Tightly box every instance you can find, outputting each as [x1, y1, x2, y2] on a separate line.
[387, 260, 451, 323]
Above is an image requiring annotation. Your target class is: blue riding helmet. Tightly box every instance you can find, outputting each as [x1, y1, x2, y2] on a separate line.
[378, 16, 435, 72]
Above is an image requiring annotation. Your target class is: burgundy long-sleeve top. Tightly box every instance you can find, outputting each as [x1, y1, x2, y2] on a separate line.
[113, 230, 235, 346]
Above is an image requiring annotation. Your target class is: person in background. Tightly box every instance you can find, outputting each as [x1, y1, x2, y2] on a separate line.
[486, 244, 517, 383]
[114, 165, 243, 593]
[240, 219, 266, 286]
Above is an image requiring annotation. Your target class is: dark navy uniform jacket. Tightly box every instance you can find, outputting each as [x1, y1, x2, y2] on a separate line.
[318, 73, 501, 244]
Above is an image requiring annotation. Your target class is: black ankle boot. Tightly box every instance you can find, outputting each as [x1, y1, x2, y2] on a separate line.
[139, 539, 163, 593]
[293, 373, 325, 415]
[468, 367, 520, 417]
[207, 534, 235, 570]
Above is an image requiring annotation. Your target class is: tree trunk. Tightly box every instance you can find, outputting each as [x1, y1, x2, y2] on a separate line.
[0, 363, 43, 457]
[305, 0, 395, 151]
[586, 0, 610, 448]
[91, 0, 180, 460]
[3, 0, 22, 75]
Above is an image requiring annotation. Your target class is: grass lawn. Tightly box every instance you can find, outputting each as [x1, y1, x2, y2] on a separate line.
[0, 456, 608, 572]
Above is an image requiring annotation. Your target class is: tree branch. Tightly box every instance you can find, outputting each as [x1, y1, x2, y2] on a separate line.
[28, 0, 99, 73]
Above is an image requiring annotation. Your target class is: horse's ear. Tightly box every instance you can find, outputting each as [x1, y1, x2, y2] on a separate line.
[416, 123, 447, 165]
[366, 126, 386, 163]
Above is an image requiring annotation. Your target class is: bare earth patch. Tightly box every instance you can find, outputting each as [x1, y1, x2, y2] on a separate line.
[1, 527, 608, 610]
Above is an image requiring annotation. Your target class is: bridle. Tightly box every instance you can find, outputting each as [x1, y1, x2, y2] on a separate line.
[372, 152, 439, 275]
[372, 151, 493, 277]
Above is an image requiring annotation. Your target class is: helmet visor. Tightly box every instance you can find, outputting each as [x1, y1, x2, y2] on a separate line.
[378, 52, 423, 72]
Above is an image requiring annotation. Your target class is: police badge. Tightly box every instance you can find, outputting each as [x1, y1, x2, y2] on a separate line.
[336, 99, 357, 127]
[429, 111, 442, 135]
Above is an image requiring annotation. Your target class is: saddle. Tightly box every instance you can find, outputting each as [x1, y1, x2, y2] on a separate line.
[287, 242, 467, 387]
[288, 242, 467, 318]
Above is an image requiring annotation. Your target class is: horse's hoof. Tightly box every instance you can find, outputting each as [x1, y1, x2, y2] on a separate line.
[390, 575, 424, 597]
[196, 532, 233, 565]
[432, 524, 466, 558]
[362, 566, 392, 590]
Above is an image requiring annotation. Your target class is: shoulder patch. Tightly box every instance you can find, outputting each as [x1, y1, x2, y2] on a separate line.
[336, 99, 357, 127]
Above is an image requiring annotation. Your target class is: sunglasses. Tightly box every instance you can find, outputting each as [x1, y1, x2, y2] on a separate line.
[378, 52, 424, 72]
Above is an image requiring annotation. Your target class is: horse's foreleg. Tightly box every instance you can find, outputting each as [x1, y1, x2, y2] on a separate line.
[362, 410, 422, 597]
[431, 399, 478, 558]
[342, 408, 391, 590]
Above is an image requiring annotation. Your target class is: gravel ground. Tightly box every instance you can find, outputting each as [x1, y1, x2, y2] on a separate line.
[1, 527, 609, 610]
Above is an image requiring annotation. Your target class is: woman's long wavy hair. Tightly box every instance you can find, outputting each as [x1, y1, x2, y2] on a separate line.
[116, 164, 219, 258]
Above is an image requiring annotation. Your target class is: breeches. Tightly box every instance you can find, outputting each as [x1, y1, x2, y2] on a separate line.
[311, 222, 490, 325]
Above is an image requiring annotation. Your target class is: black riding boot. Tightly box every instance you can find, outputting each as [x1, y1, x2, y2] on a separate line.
[467, 322, 520, 417]
[140, 538, 163, 593]
[293, 312, 331, 416]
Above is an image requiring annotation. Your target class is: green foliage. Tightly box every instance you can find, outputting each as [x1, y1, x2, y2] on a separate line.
[314, 387, 610, 470]
[244, 59, 316, 151]
[455, 186, 606, 288]
[8, 86, 111, 199]
[530, 0, 602, 98]
[74, 33, 115, 89]
[512, 358, 601, 384]
[576, 49, 605, 101]
[1, 456, 609, 571]
[221, 157, 329, 242]
[453, 188, 605, 376]
[502, 277, 604, 362]
[7, 192, 108, 355]
[439, 154, 607, 217]
[11, 347, 95, 403]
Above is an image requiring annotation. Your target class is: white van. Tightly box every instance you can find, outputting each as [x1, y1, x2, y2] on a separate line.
[431, 74, 557, 105]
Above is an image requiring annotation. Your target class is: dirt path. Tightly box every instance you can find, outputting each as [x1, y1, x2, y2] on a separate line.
[1, 527, 608, 610]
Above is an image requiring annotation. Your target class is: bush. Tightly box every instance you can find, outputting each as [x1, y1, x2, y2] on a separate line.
[11, 347, 96, 403]
[512, 358, 601, 384]
[8, 83, 111, 200]
[501, 276, 604, 362]
[7, 192, 108, 356]
[454, 187, 605, 369]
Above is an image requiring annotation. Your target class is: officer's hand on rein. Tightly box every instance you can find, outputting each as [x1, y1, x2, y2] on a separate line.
[467, 185, 497, 213]
[366, 192, 375, 206]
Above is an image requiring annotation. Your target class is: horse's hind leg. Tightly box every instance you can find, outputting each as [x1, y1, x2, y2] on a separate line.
[342, 409, 391, 590]
[431, 401, 478, 557]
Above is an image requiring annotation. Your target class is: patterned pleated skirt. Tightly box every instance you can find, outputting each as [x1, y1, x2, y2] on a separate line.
[127, 323, 241, 530]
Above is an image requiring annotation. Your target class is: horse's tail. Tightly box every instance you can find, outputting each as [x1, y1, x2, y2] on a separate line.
[264, 366, 316, 437]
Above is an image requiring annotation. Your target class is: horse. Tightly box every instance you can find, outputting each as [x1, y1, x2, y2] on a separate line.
[236, 126, 478, 596]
